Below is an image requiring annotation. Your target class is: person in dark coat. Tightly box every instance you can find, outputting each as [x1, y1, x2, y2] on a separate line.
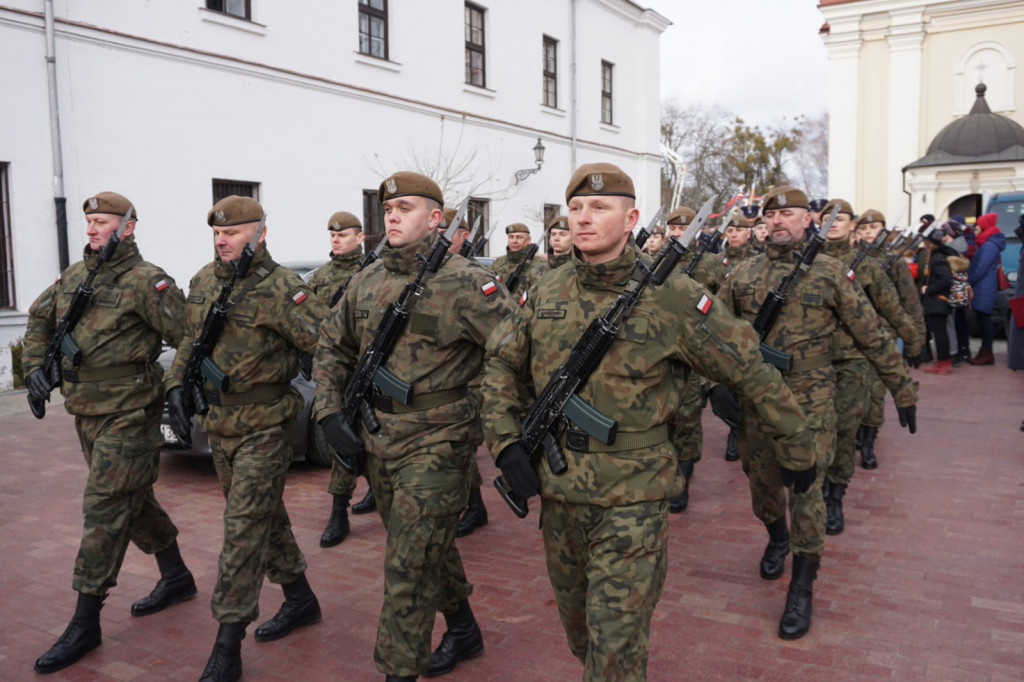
[920, 227, 959, 374]
[1006, 217, 1024, 373]
[967, 213, 1006, 365]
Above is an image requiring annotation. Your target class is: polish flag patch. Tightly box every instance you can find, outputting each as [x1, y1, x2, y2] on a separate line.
[154, 279, 169, 291]
[846, 269, 856, 281]
[481, 281, 498, 296]
[696, 294, 713, 314]
[292, 291, 307, 305]
[495, 275, 503, 282]
[723, 257, 730, 266]
[519, 290, 528, 306]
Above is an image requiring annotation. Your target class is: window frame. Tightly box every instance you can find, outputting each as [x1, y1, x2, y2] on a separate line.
[212, 179, 260, 205]
[465, 3, 487, 88]
[205, 0, 252, 21]
[467, 197, 490, 254]
[362, 189, 385, 252]
[0, 163, 14, 309]
[543, 36, 558, 108]
[358, 0, 389, 60]
[601, 60, 614, 125]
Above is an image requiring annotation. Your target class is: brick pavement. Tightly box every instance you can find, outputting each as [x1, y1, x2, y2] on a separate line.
[1, 351, 1023, 681]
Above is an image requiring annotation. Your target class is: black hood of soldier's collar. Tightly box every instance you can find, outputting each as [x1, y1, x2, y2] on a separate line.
[381, 230, 437, 275]
[572, 236, 638, 291]
[214, 242, 271, 280]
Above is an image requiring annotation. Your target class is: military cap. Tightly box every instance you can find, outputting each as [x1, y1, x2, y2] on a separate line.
[857, 209, 886, 227]
[762, 186, 809, 212]
[440, 208, 468, 230]
[808, 198, 828, 213]
[753, 214, 766, 226]
[739, 204, 760, 220]
[377, 171, 444, 206]
[650, 224, 666, 236]
[547, 215, 569, 231]
[505, 223, 530, 235]
[822, 198, 855, 218]
[83, 191, 137, 220]
[725, 214, 751, 228]
[207, 195, 264, 227]
[666, 206, 696, 225]
[327, 211, 362, 232]
[565, 162, 635, 203]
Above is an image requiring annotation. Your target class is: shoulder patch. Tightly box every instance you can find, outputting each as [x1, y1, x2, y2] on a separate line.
[154, 279, 169, 292]
[723, 257, 730, 266]
[696, 294, 713, 314]
[519, 290, 528, 306]
[846, 269, 856, 281]
[292, 291, 308, 305]
[537, 308, 566, 319]
[481, 281, 498, 297]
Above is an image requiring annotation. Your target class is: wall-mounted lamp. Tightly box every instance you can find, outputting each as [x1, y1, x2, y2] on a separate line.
[514, 137, 546, 183]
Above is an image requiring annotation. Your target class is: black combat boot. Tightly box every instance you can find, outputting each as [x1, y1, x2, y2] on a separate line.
[825, 482, 847, 535]
[724, 427, 740, 461]
[854, 425, 864, 451]
[385, 676, 417, 681]
[778, 555, 820, 640]
[199, 622, 246, 682]
[860, 426, 878, 469]
[669, 461, 694, 513]
[352, 486, 376, 514]
[425, 599, 484, 677]
[34, 592, 104, 674]
[319, 494, 351, 547]
[759, 517, 790, 580]
[131, 540, 197, 616]
[456, 486, 489, 537]
[254, 573, 321, 642]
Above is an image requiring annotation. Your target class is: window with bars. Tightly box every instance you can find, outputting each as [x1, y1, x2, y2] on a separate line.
[601, 60, 614, 124]
[362, 189, 385, 252]
[212, 179, 260, 205]
[465, 3, 486, 87]
[206, 0, 251, 20]
[0, 163, 13, 308]
[543, 36, 558, 108]
[358, 0, 388, 59]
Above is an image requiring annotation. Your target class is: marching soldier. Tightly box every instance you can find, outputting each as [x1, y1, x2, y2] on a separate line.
[311, 212, 376, 548]
[547, 215, 573, 270]
[719, 186, 918, 640]
[721, 214, 757, 279]
[489, 223, 545, 300]
[642, 221, 666, 255]
[24, 192, 196, 674]
[482, 163, 813, 679]
[167, 196, 326, 682]
[314, 172, 513, 680]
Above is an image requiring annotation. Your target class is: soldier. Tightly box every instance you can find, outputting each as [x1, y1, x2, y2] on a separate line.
[440, 207, 471, 256]
[166, 196, 326, 682]
[310, 211, 376, 548]
[482, 163, 813, 679]
[547, 215, 573, 270]
[489, 222, 545, 300]
[314, 172, 513, 681]
[719, 186, 918, 640]
[820, 199, 922, 534]
[808, 197, 827, 228]
[642, 222, 665, 256]
[721, 214, 756, 278]
[24, 192, 196, 674]
[752, 215, 769, 244]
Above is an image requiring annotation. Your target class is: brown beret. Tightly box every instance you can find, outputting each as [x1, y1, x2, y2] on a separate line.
[83, 191, 137, 220]
[725, 215, 751, 228]
[650, 224, 666, 236]
[762, 186, 809, 212]
[547, 215, 569, 231]
[857, 209, 886, 227]
[207, 195, 264, 227]
[565, 162, 635, 203]
[327, 211, 362, 232]
[440, 208, 468, 230]
[822, 199, 855, 218]
[753, 215, 766, 226]
[377, 171, 444, 206]
[505, 223, 530, 235]
[666, 206, 695, 225]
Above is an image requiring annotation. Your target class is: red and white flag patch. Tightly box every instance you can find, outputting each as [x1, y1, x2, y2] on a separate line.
[696, 294, 713, 314]
[154, 279, 169, 292]
[292, 291, 307, 305]
[519, 290, 528, 306]
[481, 281, 498, 296]
[846, 269, 856, 281]
[723, 257, 730, 266]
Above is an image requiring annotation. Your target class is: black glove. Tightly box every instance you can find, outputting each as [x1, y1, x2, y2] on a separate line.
[497, 442, 540, 500]
[298, 352, 313, 381]
[166, 387, 192, 443]
[905, 348, 921, 369]
[319, 412, 364, 457]
[25, 369, 52, 403]
[780, 462, 817, 495]
[897, 404, 917, 434]
[708, 384, 741, 429]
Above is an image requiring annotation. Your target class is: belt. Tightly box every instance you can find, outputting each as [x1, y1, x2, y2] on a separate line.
[63, 362, 147, 383]
[783, 354, 831, 374]
[374, 386, 468, 414]
[561, 424, 669, 453]
[205, 382, 291, 407]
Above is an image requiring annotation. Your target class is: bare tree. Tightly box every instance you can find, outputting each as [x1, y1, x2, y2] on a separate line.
[789, 112, 829, 199]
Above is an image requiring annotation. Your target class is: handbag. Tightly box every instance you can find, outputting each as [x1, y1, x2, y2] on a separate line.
[1010, 295, 1024, 329]
[997, 263, 1011, 291]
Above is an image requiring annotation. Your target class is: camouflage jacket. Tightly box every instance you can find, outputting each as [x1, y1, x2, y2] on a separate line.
[547, 252, 572, 270]
[873, 249, 927, 345]
[24, 237, 185, 417]
[679, 246, 724, 294]
[482, 241, 813, 507]
[721, 242, 759, 282]
[720, 241, 917, 408]
[167, 244, 326, 437]
[308, 250, 362, 307]
[490, 248, 547, 300]
[824, 241, 922, 360]
[314, 231, 513, 459]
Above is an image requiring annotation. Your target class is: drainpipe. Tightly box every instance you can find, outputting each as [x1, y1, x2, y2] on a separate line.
[45, 0, 69, 271]
[570, 0, 578, 169]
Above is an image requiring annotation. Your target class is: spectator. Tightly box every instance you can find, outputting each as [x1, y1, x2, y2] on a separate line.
[1006, 217, 1024, 373]
[967, 213, 1006, 365]
[920, 227, 967, 374]
[942, 221, 973, 365]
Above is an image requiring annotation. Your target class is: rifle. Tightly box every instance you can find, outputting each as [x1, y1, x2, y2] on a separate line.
[29, 208, 135, 419]
[178, 216, 266, 431]
[845, 224, 891, 280]
[458, 216, 484, 259]
[752, 204, 840, 371]
[329, 239, 386, 307]
[494, 202, 710, 519]
[885, 224, 929, 272]
[502, 243, 539, 294]
[683, 209, 732, 277]
[634, 205, 666, 250]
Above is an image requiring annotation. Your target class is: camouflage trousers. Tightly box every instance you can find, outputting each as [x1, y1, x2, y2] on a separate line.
[540, 497, 670, 682]
[327, 458, 358, 497]
[864, 365, 886, 428]
[368, 442, 473, 677]
[671, 371, 703, 464]
[827, 358, 870, 485]
[739, 396, 835, 559]
[72, 404, 179, 595]
[208, 421, 307, 624]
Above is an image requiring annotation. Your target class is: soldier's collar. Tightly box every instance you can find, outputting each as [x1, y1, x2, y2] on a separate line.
[764, 240, 802, 261]
[822, 239, 853, 257]
[82, 233, 139, 266]
[331, 249, 362, 266]
[214, 242, 270, 279]
[505, 247, 530, 262]
[381, 231, 434, 275]
[573, 239, 637, 290]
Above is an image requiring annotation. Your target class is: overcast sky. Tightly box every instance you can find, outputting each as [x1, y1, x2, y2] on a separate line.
[643, 0, 830, 128]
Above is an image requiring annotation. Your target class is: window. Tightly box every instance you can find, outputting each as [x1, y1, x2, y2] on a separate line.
[601, 60, 614, 124]
[0, 163, 13, 308]
[543, 203, 560, 254]
[212, 179, 259, 205]
[359, 0, 388, 60]
[543, 36, 558, 108]
[467, 197, 490, 254]
[465, 3, 486, 87]
[205, 0, 251, 20]
[362, 189, 385, 251]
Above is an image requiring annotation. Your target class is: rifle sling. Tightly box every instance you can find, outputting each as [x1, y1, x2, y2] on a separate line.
[226, 260, 278, 309]
[374, 386, 468, 414]
[562, 424, 668, 453]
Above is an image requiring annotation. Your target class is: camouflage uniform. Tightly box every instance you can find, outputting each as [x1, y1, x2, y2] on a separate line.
[490, 248, 547, 300]
[314, 231, 513, 677]
[721, 242, 759, 281]
[168, 244, 326, 623]
[23, 236, 185, 595]
[719, 241, 918, 559]
[483, 241, 811, 680]
[547, 252, 572, 270]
